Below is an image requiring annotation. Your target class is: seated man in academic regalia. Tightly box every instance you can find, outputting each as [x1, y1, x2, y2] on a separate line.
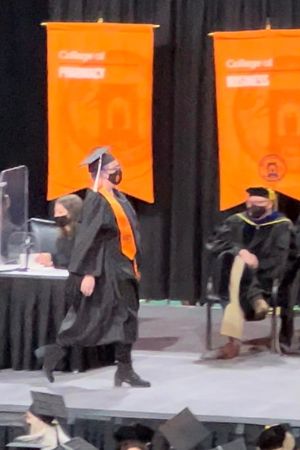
[206, 187, 293, 359]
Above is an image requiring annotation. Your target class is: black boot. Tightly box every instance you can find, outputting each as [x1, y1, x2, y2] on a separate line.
[35, 344, 66, 383]
[114, 363, 151, 388]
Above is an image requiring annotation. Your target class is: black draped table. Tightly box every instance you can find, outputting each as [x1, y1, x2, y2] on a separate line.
[0, 267, 115, 371]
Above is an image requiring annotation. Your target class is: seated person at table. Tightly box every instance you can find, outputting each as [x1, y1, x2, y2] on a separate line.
[206, 187, 293, 359]
[36, 194, 82, 269]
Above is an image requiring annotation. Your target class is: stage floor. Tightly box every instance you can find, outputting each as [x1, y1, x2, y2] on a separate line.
[1, 304, 300, 426]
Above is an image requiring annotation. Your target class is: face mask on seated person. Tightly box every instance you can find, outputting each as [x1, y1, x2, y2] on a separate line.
[246, 205, 267, 220]
[54, 215, 70, 228]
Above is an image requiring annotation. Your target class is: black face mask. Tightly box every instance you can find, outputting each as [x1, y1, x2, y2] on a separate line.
[54, 215, 70, 227]
[247, 205, 267, 220]
[108, 169, 122, 185]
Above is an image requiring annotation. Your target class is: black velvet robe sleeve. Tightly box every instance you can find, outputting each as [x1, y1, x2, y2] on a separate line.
[278, 222, 299, 305]
[206, 215, 242, 257]
[260, 221, 294, 279]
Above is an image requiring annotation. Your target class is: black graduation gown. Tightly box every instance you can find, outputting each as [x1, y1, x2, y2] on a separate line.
[206, 211, 293, 319]
[52, 234, 75, 269]
[57, 189, 140, 347]
[277, 216, 300, 344]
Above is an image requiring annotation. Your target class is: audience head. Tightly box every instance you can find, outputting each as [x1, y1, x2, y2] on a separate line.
[114, 423, 154, 450]
[257, 425, 296, 450]
[25, 391, 67, 435]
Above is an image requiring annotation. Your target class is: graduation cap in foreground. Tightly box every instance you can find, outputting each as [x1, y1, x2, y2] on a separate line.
[29, 391, 67, 424]
[211, 438, 247, 450]
[158, 408, 211, 450]
[54, 437, 98, 450]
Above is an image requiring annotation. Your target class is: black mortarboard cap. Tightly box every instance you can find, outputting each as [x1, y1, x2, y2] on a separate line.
[212, 438, 247, 450]
[246, 187, 275, 200]
[29, 391, 67, 423]
[54, 437, 98, 450]
[80, 146, 115, 174]
[114, 426, 137, 442]
[158, 408, 211, 450]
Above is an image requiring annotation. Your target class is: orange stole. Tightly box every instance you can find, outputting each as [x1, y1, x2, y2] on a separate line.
[99, 187, 137, 261]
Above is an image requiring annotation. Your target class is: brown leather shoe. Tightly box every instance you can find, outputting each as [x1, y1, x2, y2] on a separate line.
[216, 341, 240, 359]
[253, 298, 269, 320]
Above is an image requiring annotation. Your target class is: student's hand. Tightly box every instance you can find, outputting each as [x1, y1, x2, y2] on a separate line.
[238, 249, 259, 269]
[35, 253, 53, 267]
[80, 275, 95, 297]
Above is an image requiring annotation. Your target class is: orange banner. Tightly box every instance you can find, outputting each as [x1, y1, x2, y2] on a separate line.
[213, 29, 300, 210]
[46, 22, 154, 202]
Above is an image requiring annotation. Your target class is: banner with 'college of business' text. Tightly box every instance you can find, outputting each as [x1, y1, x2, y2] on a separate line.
[213, 29, 300, 210]
[46, 22, 154, 202]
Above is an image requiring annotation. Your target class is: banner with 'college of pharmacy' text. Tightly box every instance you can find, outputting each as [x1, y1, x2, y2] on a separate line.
[46, 22, 154, 202]
[213, 29, 300, 210]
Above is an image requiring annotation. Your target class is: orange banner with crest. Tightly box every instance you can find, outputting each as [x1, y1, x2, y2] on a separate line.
[45, 22, 154, 202]
[213, 29, 300, 210]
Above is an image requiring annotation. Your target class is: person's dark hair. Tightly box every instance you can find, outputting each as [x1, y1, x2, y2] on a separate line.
[257, 425, 287, 450]
[114, 423, 154, 450]
[55, 194, 82, 236]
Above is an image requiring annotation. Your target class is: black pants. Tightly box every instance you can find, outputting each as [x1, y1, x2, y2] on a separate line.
[115, 343, 132, 364]
[41, 341, 132, 373]
[65, 342, 132, 366]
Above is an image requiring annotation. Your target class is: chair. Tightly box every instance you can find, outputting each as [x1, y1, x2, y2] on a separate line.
[205, 252, 280, 353]
[28, 218, 59, 254]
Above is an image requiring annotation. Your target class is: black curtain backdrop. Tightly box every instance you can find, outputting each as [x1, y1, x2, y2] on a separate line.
[1, 0, 300, 303]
